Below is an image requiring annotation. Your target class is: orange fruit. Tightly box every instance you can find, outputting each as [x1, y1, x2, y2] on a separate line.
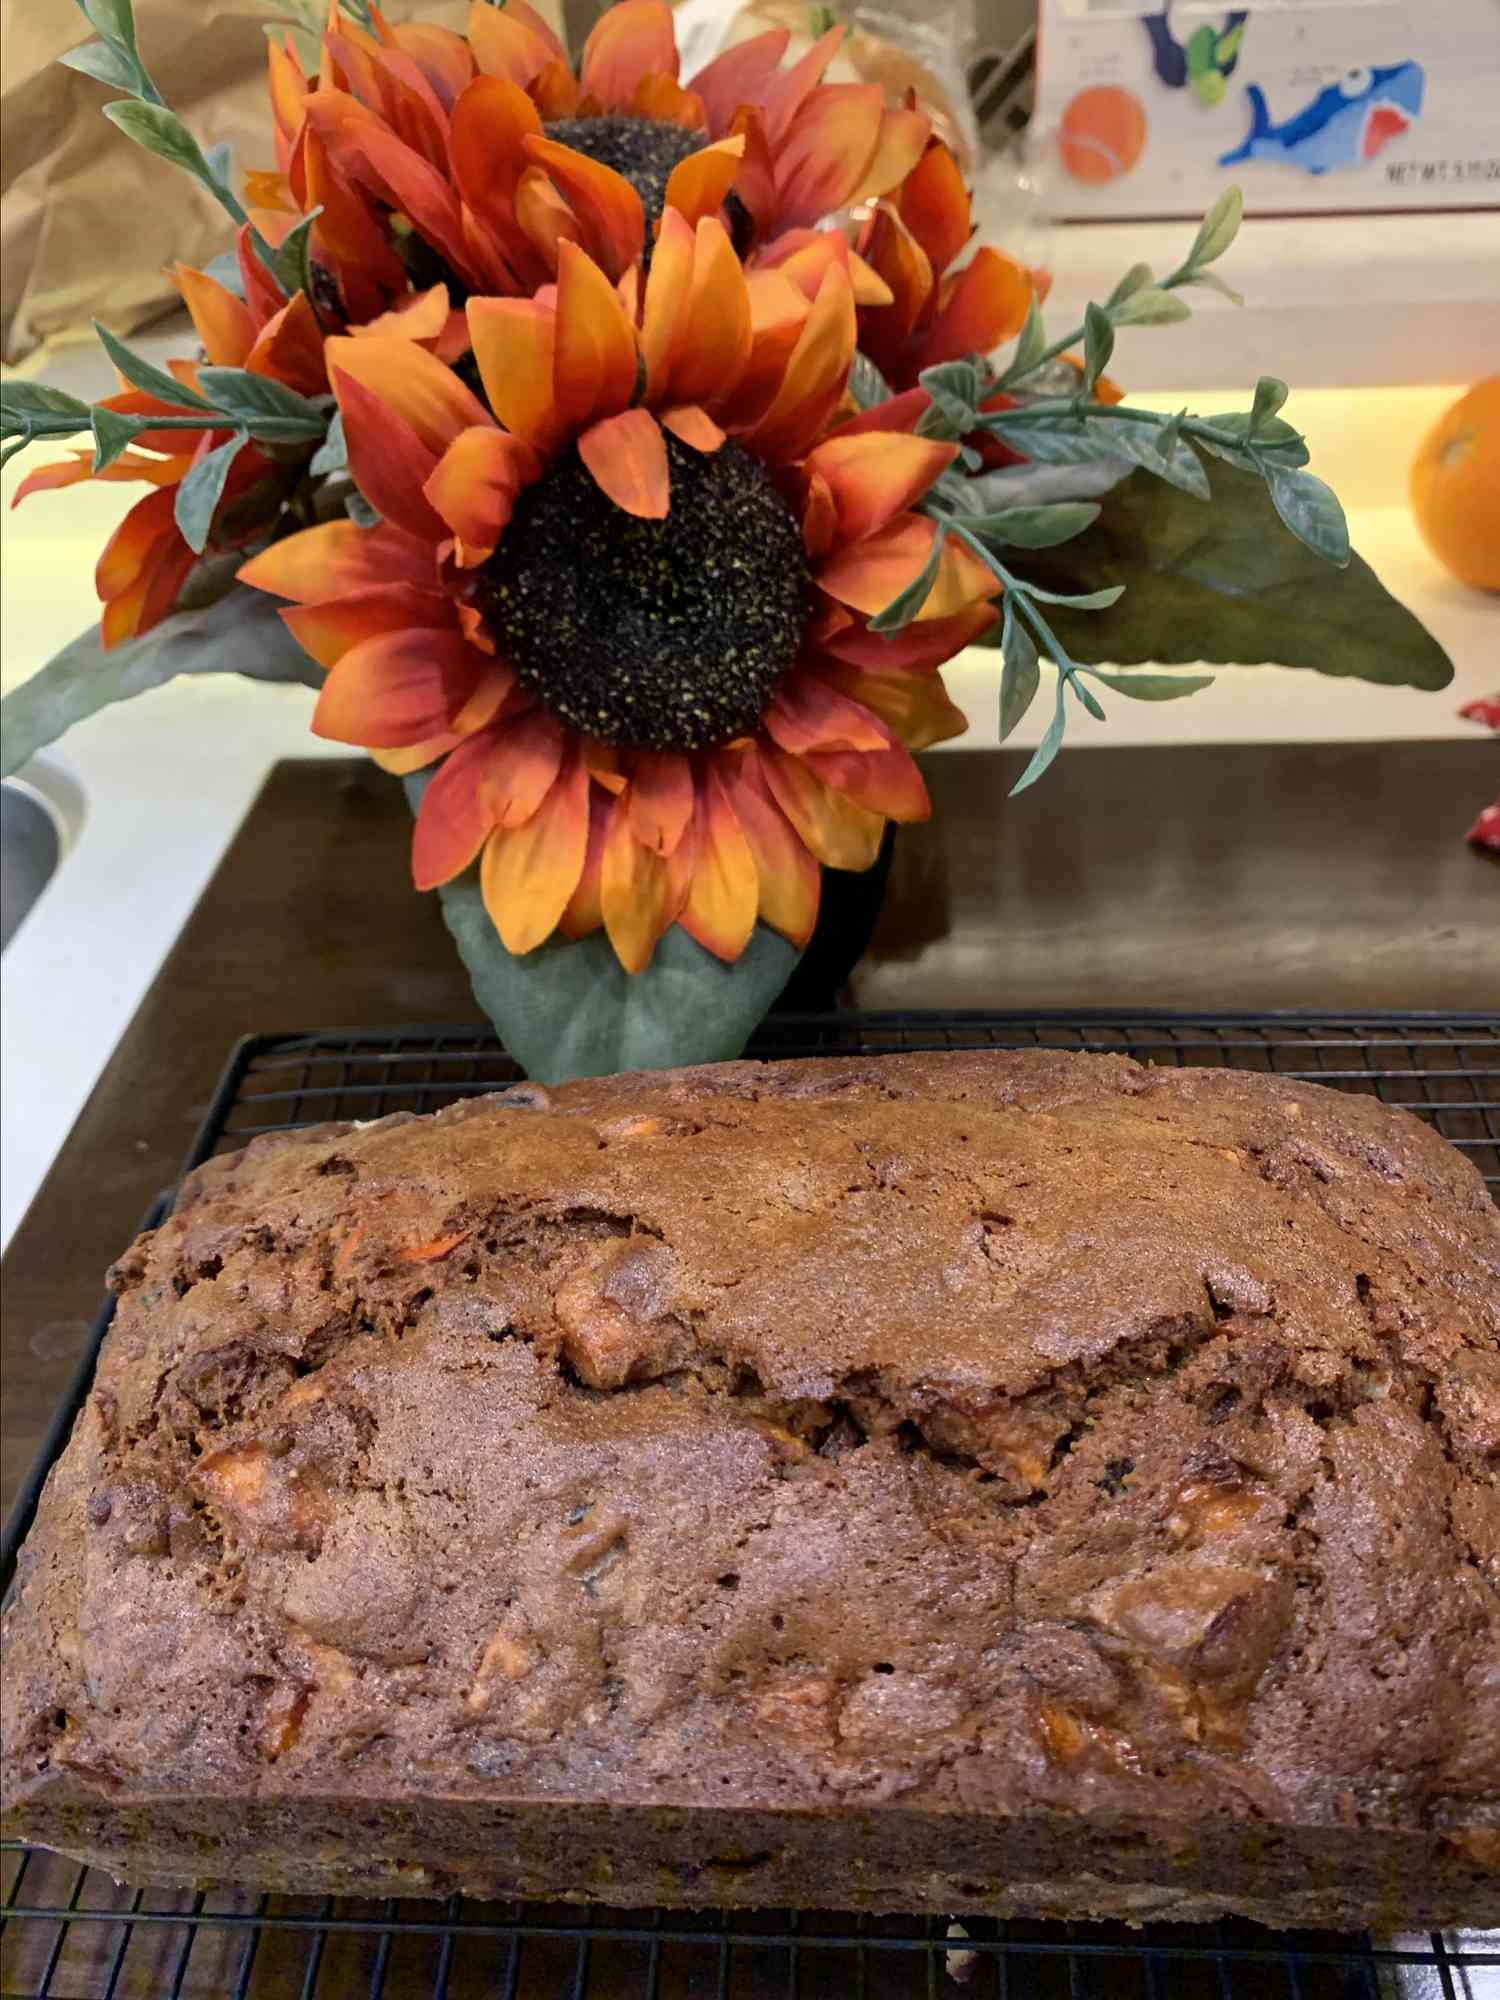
[1409, 376, 1500, 592]
[1059, 87, 1147, 184]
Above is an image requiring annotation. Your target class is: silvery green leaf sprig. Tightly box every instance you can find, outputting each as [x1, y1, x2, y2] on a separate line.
[868, 189, 1357, 792]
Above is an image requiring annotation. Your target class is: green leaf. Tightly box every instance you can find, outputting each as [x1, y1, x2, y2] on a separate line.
[79, 0, 141, 53]
[1006, 300, 1047, 380]
[1105, 261, 1153, 310]
[273, 209, 321, 301]
[408, 783, 803, 1080]
[964, 501, 1101, 550]
[870, 527, 945, 632]
[346, 488, 380, 527]
[848, 350, 895, 412]
[195, 366, 328, 441]
[309, 409, 347, 478]
[59, 39, 139, 88]
[1182, 269, 1244, 307]
[1074, 677, 1106, 721]
[916, 358, 984, 439]
[1010, 672, 1067, 795]
[173, 430, 249, 552]
[90, 404, 144, 470]
[103, 98, 216, 189]
[968, 457, 1133, 511]
[1198, 410, 1308, 470]
[1109, 287, 1192, 327]
[990, 413, 1210, 499]
[1185, 186, 1243, 270]
[0, 583, 321, 779]
[998, 602, 1040, 740]
[94, 319, 214, 410]
[1264, 464, 1349, 566]
[1020, 582, 1125, 610]
[1250, 376, 1288, 435]
[1006, 460, 1452, 688]
[1, 381, 93, 427]
[1092, 670, 1216, 700]
[1082, 302, 1114, 394]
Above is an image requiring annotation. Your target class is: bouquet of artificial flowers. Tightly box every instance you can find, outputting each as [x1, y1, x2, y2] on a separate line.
[2, 0, 1453, 1076]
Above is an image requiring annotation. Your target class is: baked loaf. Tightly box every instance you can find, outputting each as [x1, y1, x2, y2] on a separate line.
[3, 1051, 1497, 1928]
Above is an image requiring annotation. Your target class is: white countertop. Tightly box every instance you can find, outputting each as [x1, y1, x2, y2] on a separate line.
[4, 331, 1498, 1251]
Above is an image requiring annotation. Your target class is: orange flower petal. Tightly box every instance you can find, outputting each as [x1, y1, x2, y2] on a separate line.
[823, 386, 931, 442]
[727, 105, 777, 233]
[558, 787, 610, 940]
[857, 205, 934, 377]
[601, 792, 677, 973]
[480, 746, 591, 955]
[772, 83, 884, 231]
[280, 582, 453, 670]
[680, 767, 758, 963]
[817, 513, 999, 622]
[846, 251, 894, 309]
[413, 709, 566, 889]
[802, 468, 837, 559]
[639, 205, 694, 399]
[244, 291, 328, 397]
[757, 229, 883, 308]
[267, 34, 308, 163]
[804, 431, 956, 549]
[661, 134, 744, 229]
[300, 128, 408, 319]
[719, 269, 811, 431]
[578, 407, 669, 519]
[465, 0, 552, 86]
[760, 743, 885, 872]
[524, 135, 644, 282]
[13, 450, 184, 502]
[552, 238, 639, 433]
[327, 334, 489, 457]
[689, 27, 790, 135]
[352, 281, 450, 344]
[632, 72, 707, 128]
[818, 661, 968, 750]
[531, 57, 579, 119]
[449, 75, 542, 233]
[580, 0, 678, 111]
[804, 735, 931, 823]
[669, 217, 752, 409]
[94, 485, 179, 601]
[759, 25, 842, 150]
[313, 627, 486, 746]
[851, 105, 932, 206]
[303, 87, 472, 283]
[172, 262, 256, 367]
[239, 520, 435, 603]
[390, 22, 474, 110]
[819, 600, 998, 672]
[627, 750, 695, 855]
[235, 222, 289, 327]
[513, 163, 583, 275]
[244, 169, 297, 213]
[922, 248, 1034, 368]
[897, 139, 972, 276]
[328, 364, 447, 543]
[660, 403, 725, 453]
[370, 737, 462, 777]
[735, 262, 854, 463]
[718, 747, 819, 948]
[764, 674, 890, 755]
[466, 296, 560, 455]
[424, 425, 543, 564]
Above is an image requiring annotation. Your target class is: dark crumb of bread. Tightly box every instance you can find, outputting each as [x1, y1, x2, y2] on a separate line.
[3, 1051, 1497, 1925]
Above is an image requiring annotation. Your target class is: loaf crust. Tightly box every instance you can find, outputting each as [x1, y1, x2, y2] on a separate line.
[3, 1051, 1497, 1926]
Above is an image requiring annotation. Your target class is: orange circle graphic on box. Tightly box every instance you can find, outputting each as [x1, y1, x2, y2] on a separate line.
[1059, 86, 1148, 182]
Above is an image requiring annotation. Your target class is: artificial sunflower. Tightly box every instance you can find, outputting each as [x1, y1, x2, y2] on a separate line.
[10, 224, 466, 649]
[240, 218, 998, 972]
[260, 0, 929, 312]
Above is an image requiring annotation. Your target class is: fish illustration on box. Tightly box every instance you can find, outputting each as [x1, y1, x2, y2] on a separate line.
[1219, 61, 1425, 173]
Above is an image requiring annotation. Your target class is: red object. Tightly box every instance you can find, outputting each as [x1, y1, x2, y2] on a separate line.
[1467, 800, 1500, 854]
[1458, 695, 1500, 730]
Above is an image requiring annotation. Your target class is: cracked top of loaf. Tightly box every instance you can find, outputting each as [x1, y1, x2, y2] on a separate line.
[4, 1050, 1498, 1839]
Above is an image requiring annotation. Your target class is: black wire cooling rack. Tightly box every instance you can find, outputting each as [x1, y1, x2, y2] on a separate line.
[3, 1011, 1498, 2000]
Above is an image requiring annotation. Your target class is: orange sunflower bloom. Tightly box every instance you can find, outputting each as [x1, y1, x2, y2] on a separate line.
[11, 219, 469, 650]
[240, 221, 997, 972]
[855, 135, 1042, 392]
[261, 1, 929, 314]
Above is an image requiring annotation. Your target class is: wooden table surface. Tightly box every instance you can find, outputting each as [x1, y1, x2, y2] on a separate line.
[3, 741, 1496, 1515]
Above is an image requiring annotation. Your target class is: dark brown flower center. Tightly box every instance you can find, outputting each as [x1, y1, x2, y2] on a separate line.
[476, 432, 810, 751]
[544, 114, 707, 235]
